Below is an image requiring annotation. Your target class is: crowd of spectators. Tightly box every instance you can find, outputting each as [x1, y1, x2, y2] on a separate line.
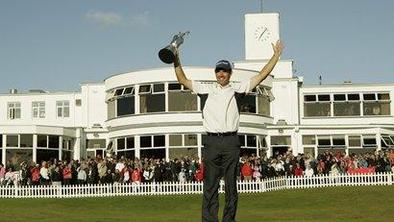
[1, 149, 394, 186]
[239, 149, 394, 180]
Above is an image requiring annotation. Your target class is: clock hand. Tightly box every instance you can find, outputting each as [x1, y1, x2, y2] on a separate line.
[258, 28, 267, 40]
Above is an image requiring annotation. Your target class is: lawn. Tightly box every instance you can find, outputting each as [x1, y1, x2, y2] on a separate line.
[0, 186, 393, 222]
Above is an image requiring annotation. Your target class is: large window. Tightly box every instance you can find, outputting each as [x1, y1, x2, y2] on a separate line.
[333, 94, 360, 116]
[168, 83, 197, 111]
[139, 84, 165, 113]
[37, 135, 48, 148]
[6, 135, 18, 147]
[6, 149, 33, 170]
[303, 94, 331, 117]
[7, 102, 21, 119]
[32, 101, 45, 118]
[363, 93, 390, 116]
[116, 136, 135, 159]
[87, 139, 106, 149]
[20, 134, 33, 148]
[116, 87, 135, 116]
[239, 95, 256, 113]
[304, 92, 391, 117]
[169, 134, 198, 159]
[239, 86, 271, 115]
[56, 101, 70, 117]
[139, 135, 165, 159]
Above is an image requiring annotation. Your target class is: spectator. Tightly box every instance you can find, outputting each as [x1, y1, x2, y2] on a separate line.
[62, 163, 72, 185]
[294, 163, 304, 177]
[143, 165, 153, 182]
[40, 161, 50, 185]
[0, 164, 5, 184]
[98, 159, 108, 184]
[252, 163, 262, 181]
[304, 164, 314, 177]
[241, 161, 253, 181]
[77, 166, 87, 184]
[51, 165, 62, 186]
[131, 166, 142, 185]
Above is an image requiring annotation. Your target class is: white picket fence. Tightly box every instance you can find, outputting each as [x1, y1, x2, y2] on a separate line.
[0, 172, 393, 199]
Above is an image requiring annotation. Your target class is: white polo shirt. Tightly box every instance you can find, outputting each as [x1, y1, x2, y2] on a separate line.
[192, 80, 251, 133]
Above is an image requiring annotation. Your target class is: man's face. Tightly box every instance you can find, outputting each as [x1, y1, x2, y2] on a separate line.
[215, 69, 231, 87]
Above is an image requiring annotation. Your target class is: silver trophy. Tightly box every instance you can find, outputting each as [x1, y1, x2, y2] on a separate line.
[159, 31, 190, 64]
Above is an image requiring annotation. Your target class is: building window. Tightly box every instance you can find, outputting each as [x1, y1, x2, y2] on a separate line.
[169, 134, 198, 159]
[302, 135, 316, 145]
[32, 101, 45, 118]
[56, 101, 70, 117]
[348, 135, 361, 147]
[140, 135, 165, 159]
[75, 99, 82, 106]
[87, 139, 106, 149]
[7, 102, 21, 119]
[333, 94, 360, 116]
[139, 84, 165, 113]
[20, 134, 33, 148]
[240, 95, 256, 113]
[270, 136, 291, 146]
[117, 87, 135, 116]
[140, 136, 152, 148]
[6, 135, 18, 147]
[363, 93, 390, 116]
[168, 83, 198, 111]
[117, 138, 125, 150]
[257, 86, 272, 116]
[362, 135, 376, 147]
[169, 134, 197, 147]
[303, 94, 331, 117]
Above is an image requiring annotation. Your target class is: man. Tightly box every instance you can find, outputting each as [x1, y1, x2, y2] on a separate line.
[173, 40, 283, 222]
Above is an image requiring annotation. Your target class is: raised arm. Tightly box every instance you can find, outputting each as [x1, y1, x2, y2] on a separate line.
[250, 40, 284, 90]
[173, 49, 193, 90]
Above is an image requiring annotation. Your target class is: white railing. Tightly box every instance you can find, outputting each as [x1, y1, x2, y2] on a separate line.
[0, 172, 392, 199]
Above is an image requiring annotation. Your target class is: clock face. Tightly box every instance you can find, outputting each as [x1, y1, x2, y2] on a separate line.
[254, 26, 271, 42]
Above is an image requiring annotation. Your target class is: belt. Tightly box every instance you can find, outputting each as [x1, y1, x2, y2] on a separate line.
[206, 131, 237, 137]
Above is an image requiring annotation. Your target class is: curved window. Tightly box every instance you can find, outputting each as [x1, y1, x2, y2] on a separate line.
[140, 84, 165, 113]
[240, 86, 271, 115]
[168, 83, 197, 111]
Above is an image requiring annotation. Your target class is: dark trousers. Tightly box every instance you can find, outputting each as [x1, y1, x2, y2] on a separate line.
[202, 135, 240, 222]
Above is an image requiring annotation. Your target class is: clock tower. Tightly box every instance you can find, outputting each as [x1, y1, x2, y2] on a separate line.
[245, 13, 280, 60]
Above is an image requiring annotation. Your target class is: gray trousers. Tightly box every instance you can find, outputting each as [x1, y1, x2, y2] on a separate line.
[202, 134, 240, 222]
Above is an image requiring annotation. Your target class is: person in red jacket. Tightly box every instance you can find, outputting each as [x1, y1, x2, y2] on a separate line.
[241, 161, 253, 181]
[131, 166, 142, 185]
[294, 163, 304, 177]
[62, 163, 72, 185]
[30, 164, 40, 185]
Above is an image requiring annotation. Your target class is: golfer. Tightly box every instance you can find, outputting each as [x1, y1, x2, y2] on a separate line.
[173, 40, 284, 222]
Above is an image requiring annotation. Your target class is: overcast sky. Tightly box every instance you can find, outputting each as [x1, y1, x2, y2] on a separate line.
[1, 0, 393, 92]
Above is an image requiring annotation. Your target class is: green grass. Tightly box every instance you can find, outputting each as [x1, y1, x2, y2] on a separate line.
[0, 186, 393, 222]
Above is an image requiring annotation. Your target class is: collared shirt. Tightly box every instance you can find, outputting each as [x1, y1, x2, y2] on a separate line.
[191, 80, 251, 133]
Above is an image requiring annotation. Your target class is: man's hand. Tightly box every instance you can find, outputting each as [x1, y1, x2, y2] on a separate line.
[271, 40, 284, 56]
[250, 40, 284, 89]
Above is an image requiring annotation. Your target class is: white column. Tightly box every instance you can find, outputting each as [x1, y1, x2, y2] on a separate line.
[59, 136, 63, 161]
[376, 132, 382, 151]
[165, 134, 170, 162]
[32, 134, 37, 164]
[2, 135, 6, 165]
[197, 134, 202, 161]
[135, 136, 140, 159]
